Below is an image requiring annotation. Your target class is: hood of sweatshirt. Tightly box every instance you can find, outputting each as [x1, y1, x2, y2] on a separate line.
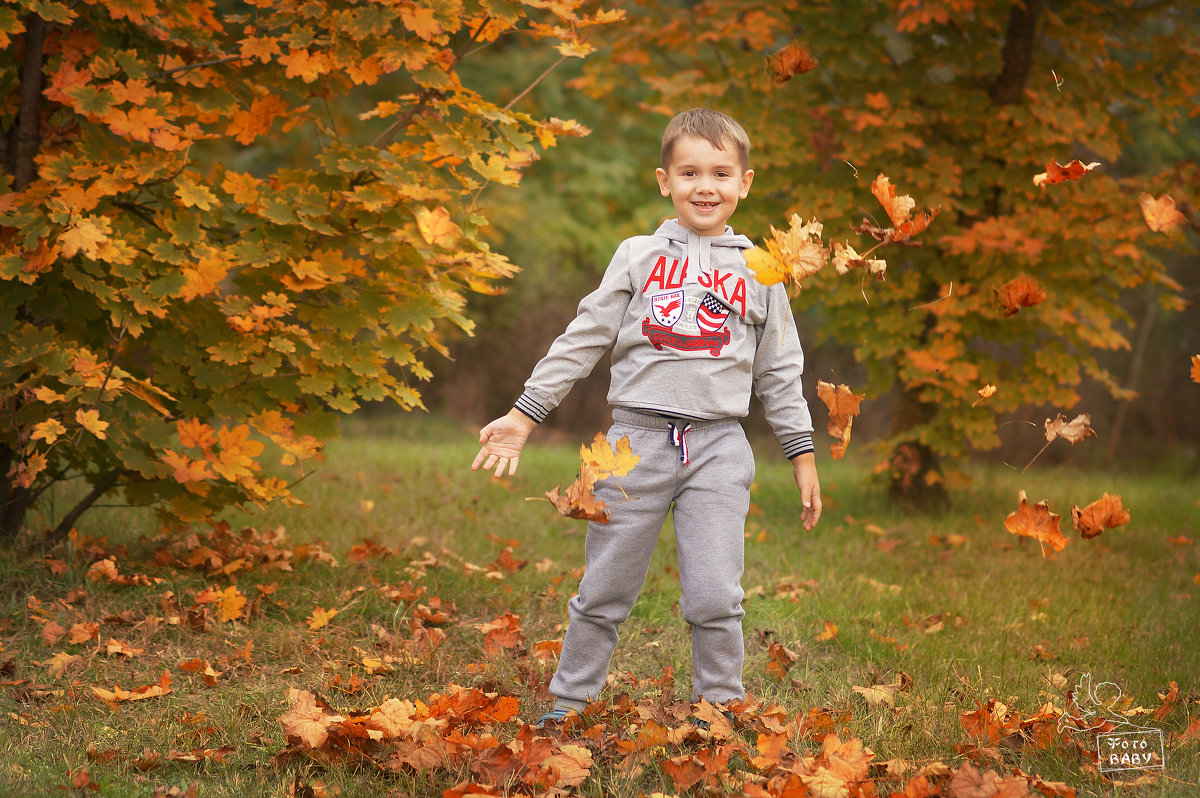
[653, 219, 753, 277]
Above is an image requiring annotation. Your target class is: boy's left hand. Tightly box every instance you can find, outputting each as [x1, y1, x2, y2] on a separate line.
[790, 452, 821, 531]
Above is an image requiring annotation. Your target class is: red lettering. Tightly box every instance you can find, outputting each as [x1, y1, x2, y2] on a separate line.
[729, 276, 746, 316]
[642, 256, 668, 293]
[698, 269, 712, 289]
[666, 258, 687, 288]
[710, 268, 731, 296]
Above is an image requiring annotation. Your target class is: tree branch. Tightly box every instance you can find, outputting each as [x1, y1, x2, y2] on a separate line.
[48, 469, 125, 543]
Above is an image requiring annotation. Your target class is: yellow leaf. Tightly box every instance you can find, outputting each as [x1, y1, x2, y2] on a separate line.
[31, 418, 67, 444]
[307, 606, 338, 630]
[176, 178, 218, 211]
[218, 586, 247, 623]
[416, 206, 461, 248]
[75, 408, 109, 439]
[580, 432, 640, 480]
[59, 216, 112, 259]
[42, 652, 82, 678]
[815, 621, 838, 641]
[400, 5, 441, 40]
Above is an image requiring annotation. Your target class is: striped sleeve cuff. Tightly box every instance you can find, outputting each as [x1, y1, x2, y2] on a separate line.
[782, 433, 815, 460]
[513, 393, 549, 424]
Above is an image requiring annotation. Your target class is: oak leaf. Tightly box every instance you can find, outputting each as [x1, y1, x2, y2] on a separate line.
[1137, 193, 1187, 233]
[1071, 493, 1130, 539]
[1033, 159, 1102, 187]
[766, 40, 819, 85]
[817, 380, 864, 460]
[994, 274, 1047, 316]
[1005, 490, 1067, 554]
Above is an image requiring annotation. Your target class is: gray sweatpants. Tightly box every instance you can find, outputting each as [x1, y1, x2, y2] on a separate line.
[548, 408, 755, 709]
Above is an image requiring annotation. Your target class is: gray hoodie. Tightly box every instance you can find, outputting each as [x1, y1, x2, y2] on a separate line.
[515, 220, 814, 459]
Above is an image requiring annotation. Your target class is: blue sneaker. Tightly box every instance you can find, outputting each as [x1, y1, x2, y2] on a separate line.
[534, 707, 573, 728]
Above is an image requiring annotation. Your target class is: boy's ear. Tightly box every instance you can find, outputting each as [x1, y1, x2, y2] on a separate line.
[655, 167, 671, 197]
[738, 169, 755, 199]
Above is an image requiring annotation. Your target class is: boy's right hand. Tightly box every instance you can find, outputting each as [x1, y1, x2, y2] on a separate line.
[472, 409, 537, 478]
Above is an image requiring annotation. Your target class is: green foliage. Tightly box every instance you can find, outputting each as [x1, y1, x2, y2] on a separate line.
[0, 0, 621, 536]
[569, 0, 1200, 488]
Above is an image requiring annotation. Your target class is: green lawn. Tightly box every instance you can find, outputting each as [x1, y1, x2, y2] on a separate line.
[0, 413, 1196, 797]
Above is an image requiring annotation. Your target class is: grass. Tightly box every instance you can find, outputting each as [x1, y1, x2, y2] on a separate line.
[0, 411, 1197, 797]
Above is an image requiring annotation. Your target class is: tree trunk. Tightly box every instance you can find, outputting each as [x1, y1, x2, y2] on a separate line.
[887, 387, 949, 512]
[12, 14, 47, 190]
[0, 444, 35, 541]
[990, 0, 1043, 106]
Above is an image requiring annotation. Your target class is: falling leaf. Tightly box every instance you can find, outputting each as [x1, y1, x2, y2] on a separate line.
[831, 241, 886, 280]
[544, 462, 608, 522]
[993, 274, 1047, 316]
[1071, 493, 1130, 539]
[766, 39, 818, 84]
[1005, 490, 1067, 555]
[855, 174, 940, 245]
[307, 606, 338, 630]
[1191, 355, 1200, 383]
[1137, 193, 1187, 233]
[580, 433, 640, 480]
[745, 215, 828, 287]
[1033, 159, 1102, 187]
[1044, 413, 1096, 445]
[816, 380, 864, 460]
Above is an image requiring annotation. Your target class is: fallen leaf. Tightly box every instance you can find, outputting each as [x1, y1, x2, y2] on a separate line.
[815, 621, 837, 641]
[280, 688, 345, 749]
[1005, 490, 1068, 555]
[307, 606, 338, 630]
[477, 611, 524, 656]
[1071, 493, 1130, 539]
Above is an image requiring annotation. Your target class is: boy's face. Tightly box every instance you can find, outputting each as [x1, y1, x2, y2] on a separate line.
[656, 135, 754, 237]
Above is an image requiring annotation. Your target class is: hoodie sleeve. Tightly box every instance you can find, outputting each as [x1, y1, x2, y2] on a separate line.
[514, 240, 633, 423]
[752, 283, 815, 459]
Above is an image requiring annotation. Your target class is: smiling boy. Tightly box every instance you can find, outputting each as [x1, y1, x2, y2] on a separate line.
[472, 108, 821, 726]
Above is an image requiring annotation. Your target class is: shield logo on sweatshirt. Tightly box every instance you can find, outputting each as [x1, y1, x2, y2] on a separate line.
[650, 290, 685, 327]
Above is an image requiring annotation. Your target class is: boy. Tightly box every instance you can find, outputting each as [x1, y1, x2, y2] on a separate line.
[471, 108, 821, 726]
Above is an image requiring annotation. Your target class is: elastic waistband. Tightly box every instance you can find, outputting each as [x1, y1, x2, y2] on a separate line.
[611, 407, 738, 431]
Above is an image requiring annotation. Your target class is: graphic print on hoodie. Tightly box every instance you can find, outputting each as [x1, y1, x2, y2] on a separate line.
[516, 219, 814, 457]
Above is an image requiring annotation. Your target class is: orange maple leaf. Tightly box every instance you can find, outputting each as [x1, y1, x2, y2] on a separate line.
[212, 424, 265, 481]
[1071, 493, 1130, 539]
[477, 611, 524, 656]
[993, 274, 1047, 317]
[765, 641, 798, 681]
[766, 39, 819, 85]
[1137, 192, 1188, 233]
[225, 93, 289, 145]
[1004, 490, 1068, 555]
[75, 408, 109, 439]
[816, 380, 864, 460]
[1033, 159, 1101, 187]
[280, 688, 345, 749]
[545, 462, 608, 522]
[815, 620, 838, 641]
[1190, 355, 1199, 383]
[856, 174, 941, 246]
[280, 48, 333, 82]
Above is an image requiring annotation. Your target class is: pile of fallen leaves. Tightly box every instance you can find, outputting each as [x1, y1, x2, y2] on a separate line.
[276, 674, 1196, 797]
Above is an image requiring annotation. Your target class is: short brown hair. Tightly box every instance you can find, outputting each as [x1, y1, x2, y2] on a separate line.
[661, 108, 751, 172]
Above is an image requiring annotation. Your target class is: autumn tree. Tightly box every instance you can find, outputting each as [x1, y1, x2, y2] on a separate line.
[568, 0, 1198, 503]
[0, 0, 620, 540]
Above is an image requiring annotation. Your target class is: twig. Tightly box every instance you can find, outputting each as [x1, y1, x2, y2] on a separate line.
[908, 282, 953, 311]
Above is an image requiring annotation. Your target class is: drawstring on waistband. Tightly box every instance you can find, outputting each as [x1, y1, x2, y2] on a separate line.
[667, 422, 692, 465]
